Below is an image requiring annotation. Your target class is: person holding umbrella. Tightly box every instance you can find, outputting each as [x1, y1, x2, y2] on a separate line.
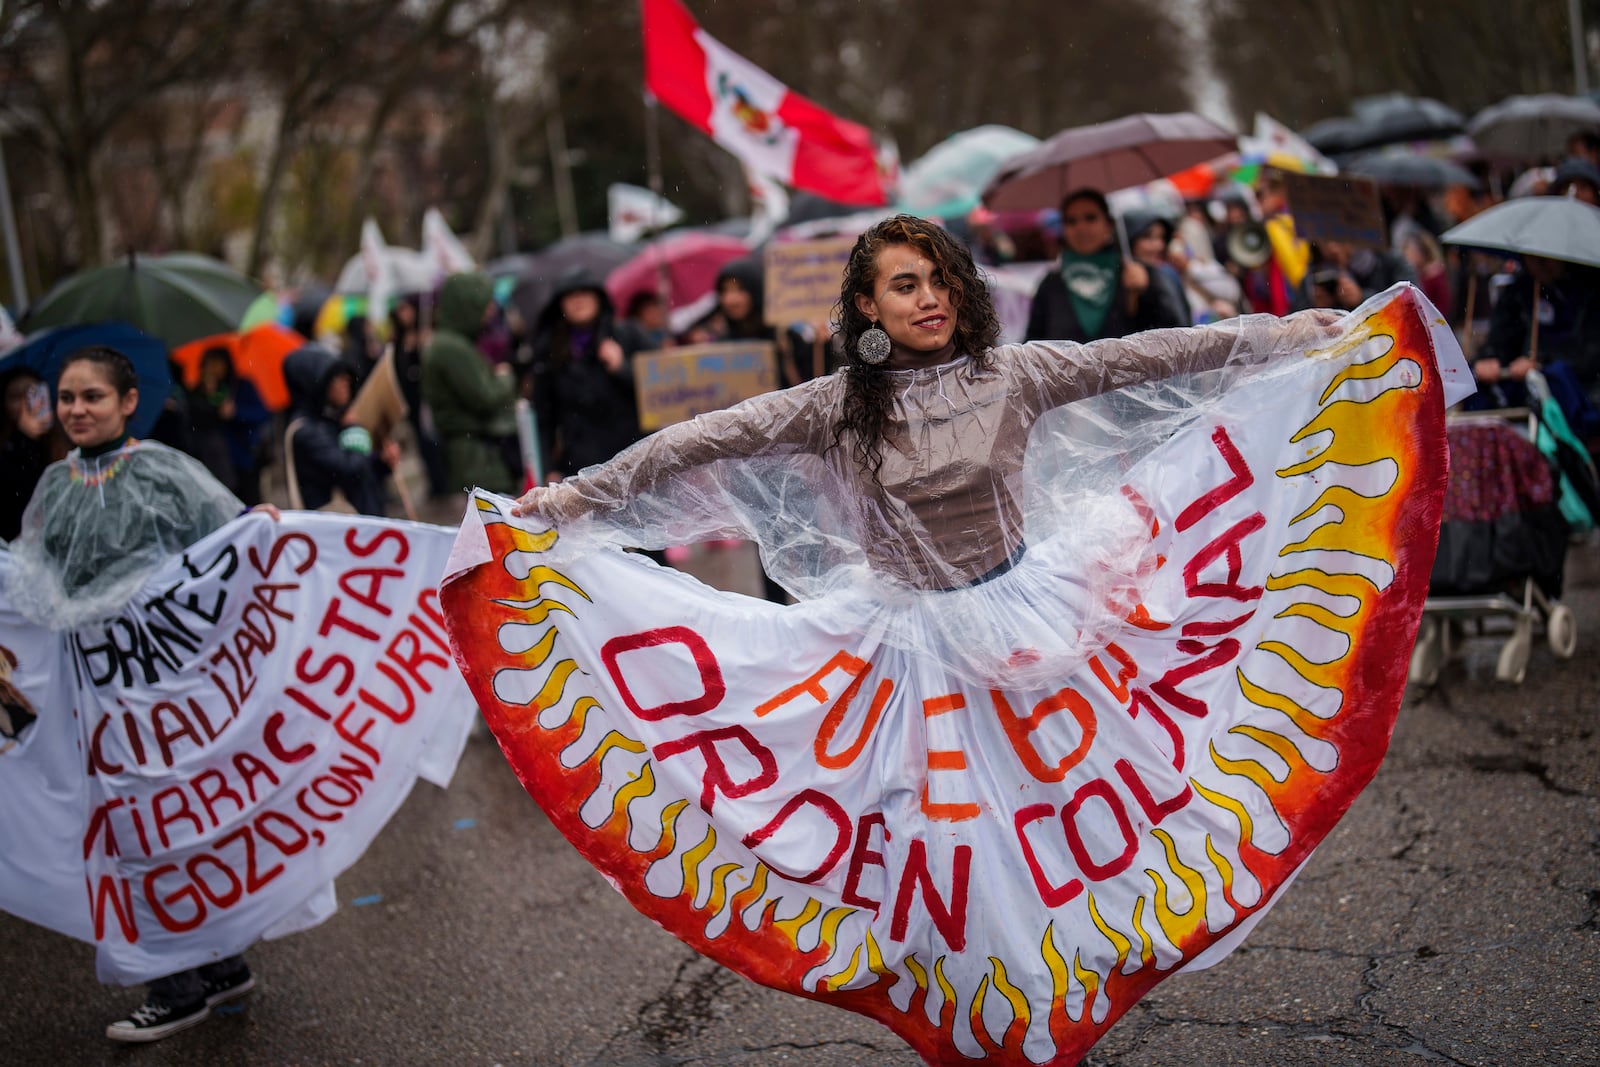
[1024, 189, 1186, 343]
[4, 344, 277, 1041]
[1473, 254, 1600, 406]
[1444, 196, 1600, 413]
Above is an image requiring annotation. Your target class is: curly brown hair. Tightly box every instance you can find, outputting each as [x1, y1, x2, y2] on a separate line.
[828, 215, 1000, 481]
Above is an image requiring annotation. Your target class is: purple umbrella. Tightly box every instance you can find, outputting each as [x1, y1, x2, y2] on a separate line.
[982, 112, 1237, 212]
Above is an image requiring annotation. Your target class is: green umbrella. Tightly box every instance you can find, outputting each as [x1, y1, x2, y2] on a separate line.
[239, 290, 284, 331]
[21, 252, 264, 349]
[1440, 196, 1600, 269]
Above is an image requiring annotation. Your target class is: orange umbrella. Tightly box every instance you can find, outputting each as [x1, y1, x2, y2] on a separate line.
[172, 323, 304, 411]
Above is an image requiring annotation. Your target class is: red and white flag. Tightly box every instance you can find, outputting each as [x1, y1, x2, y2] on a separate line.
[642, 0, 889, 206]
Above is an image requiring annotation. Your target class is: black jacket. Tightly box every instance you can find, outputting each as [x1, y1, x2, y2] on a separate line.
[1025, 259, 1187, 343]
[1481, 267, 1600, 386]
[282, 344, 389, 515]
[529, 271, 646, 477]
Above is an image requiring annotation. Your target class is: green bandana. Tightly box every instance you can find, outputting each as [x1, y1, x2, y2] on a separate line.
[1059, 250, 1120, 338]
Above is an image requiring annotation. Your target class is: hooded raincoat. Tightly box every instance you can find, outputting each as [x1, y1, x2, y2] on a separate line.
[423, 272, 519, 494]
[282, 343, 390, 515]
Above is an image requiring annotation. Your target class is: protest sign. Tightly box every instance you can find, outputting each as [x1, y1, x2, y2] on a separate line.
[763, 237, 855, 327]
[1282, 172, 1388, 249]
[0, 515, 473, 983]
[443, 288, 1469, 1065]
[634, 342, 777, 431]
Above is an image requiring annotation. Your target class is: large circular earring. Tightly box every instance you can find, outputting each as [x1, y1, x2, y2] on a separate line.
[856, 323, 890, 365]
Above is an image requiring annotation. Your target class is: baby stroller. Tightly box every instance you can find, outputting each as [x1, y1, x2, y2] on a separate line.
[1409, 371, 1597, 685]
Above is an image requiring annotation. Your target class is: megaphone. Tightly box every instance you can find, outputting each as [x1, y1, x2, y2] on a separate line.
[1226, 222, 1271, 269]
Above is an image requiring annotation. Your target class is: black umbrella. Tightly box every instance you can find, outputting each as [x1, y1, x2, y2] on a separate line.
[1300, 116, 1370, 157]
[1304, 94, 1465, 157]
[1346, 151, 1481, 190]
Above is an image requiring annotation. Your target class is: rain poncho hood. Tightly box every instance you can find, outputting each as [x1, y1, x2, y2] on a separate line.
[5, 439, 242, 629]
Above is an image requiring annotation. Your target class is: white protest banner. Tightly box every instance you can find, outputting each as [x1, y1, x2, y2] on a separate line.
[443, 288, 1470, 1065]
[0, 514, 474, 983]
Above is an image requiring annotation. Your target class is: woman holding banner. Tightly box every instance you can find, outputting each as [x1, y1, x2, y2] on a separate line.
[6, 345, 276, 1041]
[461, 214, 1464, 1065]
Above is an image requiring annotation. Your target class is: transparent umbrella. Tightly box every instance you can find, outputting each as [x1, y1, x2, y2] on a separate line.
[896, 125, 1040, 219]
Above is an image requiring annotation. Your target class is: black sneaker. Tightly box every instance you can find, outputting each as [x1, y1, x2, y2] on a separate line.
[202, 965, 256, 1007]
[105, 997, 209, 1043]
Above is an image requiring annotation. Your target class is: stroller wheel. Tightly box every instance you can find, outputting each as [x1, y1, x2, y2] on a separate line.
[1409, 617, 1445, 686]
[1547, 604, 1577, 660]
[1496, 623, 1533, 685]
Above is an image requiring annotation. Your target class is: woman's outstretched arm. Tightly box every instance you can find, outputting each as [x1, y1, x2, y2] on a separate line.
[512, 377, 833, 523]
[1008, 308, 1345, 412]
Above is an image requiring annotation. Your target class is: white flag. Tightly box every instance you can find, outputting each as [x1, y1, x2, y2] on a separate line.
[422, 207, 478, 276]
[744, 168, 789, 247]
[1241, 113, 1339, 175]
[359, 218, 395, 323]
[608, 183, 685, 244]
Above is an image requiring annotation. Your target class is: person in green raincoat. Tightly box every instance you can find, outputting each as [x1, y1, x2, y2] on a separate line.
[421, 272, 520, 495]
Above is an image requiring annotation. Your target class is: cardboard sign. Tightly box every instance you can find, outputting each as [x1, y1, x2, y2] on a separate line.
[763, 237, 856, 327]
[1282, 172, 1388, 249]
[634, 341, 777, 431]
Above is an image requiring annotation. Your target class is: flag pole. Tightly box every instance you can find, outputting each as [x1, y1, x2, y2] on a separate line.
[644, 92, 672, 310]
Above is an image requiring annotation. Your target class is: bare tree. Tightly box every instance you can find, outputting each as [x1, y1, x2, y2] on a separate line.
[0, 0, 250, 265]
[1209, 0, 1600, 129]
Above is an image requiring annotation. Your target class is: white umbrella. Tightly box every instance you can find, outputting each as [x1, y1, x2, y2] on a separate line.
[1441, 195, 1600, 269]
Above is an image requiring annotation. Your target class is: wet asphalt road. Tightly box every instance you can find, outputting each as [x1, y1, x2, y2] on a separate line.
[4, 539, 1597, 1066]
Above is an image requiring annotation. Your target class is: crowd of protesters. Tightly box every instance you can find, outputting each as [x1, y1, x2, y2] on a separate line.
[4, 129, 1598, 549]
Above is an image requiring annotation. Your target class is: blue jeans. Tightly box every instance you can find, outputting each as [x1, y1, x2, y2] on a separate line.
[147, 955, 247, 1007]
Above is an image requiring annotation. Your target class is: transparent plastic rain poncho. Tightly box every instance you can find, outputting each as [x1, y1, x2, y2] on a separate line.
[523, 309, 1344, 690]
[6, 440, 242, 630]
